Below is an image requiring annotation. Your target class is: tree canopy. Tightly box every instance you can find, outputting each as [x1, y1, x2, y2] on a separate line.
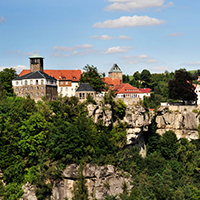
[79, 65, 106, 93]
[0, 68, 18, 96]
[168, 69, 197, 103]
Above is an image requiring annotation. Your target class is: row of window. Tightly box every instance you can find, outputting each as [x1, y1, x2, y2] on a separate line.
[16, 86, 44, 91]
[17, 92, 44, 97]
[16, 79, 56, 86]
[60, 87, 73, 91]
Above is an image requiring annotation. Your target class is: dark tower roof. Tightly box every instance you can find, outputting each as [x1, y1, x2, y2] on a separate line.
[109, 64, 122, 73]
[13, 71, 57, 81]
[76, 83, 95, 92]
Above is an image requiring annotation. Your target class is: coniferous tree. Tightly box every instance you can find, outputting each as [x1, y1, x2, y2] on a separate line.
[72, 163, 88, 200]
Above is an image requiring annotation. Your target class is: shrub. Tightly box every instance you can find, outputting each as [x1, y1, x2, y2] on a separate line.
[192, 109, 198, 114]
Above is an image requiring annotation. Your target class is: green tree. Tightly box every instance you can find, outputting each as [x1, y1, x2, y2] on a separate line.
[0, 68, 18, 96]
[72, 163, 88, 200]
[80, 65, 106, 93]
[141, 69, 151, 86]
[133, 71, 141, 81]
[168, 69, 197, 104]
[160, 130, 179, 160]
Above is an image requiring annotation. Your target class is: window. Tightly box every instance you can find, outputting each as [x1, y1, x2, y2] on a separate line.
[41, 80, 43, 85]
[36, 86, 39, 90]
[36, 92, 39, 96]
[63, 77, 66, 80]
[71, 88, 73, 91]
[25, 93, 27, 96]
[21, 88, 24, 91]
[66, 81, 68, 85]
[25, 80, 27, 85]
[41, 92, 44, 96]
[16, 87, 19, 91]
[66, 87, 68, 91]
[61, 81, 63, 85]
[25, 87, 28, 90]
[61, 88, 63, 91]
[30, 93, 33, 96]
[16, 81, 18, 85]
[30, 80, 33, 85]
[73, 77, 76, 80]
[36, 80, 38, 85]
[51, 81, 53, 84]
[30, 86, 33, 90]
[41, 86, 44, 90]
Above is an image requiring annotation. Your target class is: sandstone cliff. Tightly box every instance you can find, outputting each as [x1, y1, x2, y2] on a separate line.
[21, 164, 132, 200]
[156, 107, 199, 141]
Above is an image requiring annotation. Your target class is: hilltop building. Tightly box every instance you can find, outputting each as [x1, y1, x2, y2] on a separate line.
[75, 83, 96, 102]
[12, 53, 57, 101]
[20, 69, 81, 97]
[108, 64, 122, 81]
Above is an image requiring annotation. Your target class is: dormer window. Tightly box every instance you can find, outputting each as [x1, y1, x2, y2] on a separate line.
[63, 77, 66, 80]
[73, 77, 76, 80]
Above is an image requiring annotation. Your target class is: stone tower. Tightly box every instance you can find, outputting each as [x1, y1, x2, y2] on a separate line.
[29, 53, 44, 72]
[108, 64, 122, 81]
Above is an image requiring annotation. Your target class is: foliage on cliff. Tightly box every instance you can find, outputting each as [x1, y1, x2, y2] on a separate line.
[1, 95, 200, 199]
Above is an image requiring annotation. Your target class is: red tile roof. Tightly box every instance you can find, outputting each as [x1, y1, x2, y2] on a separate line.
[114, 83, 142, 94]
[19, 69, 82, 81]
[104, 77, 121, 87]
[139, 88, 151, 93]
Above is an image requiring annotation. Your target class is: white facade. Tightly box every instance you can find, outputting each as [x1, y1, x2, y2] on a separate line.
[57, 80, 79, 97]
[195, 84, 200, 105]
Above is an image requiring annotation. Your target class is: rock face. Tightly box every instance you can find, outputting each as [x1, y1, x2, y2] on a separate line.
[156, 108, 199, 140]
[52, 164, 132, 200]
[87, 102, 151, 157]
[20, 182, 37, 200]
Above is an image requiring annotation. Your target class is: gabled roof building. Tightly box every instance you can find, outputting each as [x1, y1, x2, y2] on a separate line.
[75, 83, 96, 101]
[12, 53, 58, 101]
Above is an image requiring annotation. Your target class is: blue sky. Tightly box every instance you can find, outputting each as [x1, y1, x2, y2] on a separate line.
[1, 0, 200, 75]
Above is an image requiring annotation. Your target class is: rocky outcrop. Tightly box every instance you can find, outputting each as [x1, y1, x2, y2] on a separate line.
[20, 182, 37, 200]
[52, 164, 132, 200]
[156, 107, 199, 140]
[21, 164, 132, 200]
[87, 103, 151, 157]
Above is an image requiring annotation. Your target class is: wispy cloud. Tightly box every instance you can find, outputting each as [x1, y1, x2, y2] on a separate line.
[0, 65, 28, 73]
[150, 66, 172, 73]
[104, 0, 173, 12]
[7, 50, 40, 56]
[182, 62, 200, 66]
[51, 44, 97, 57]
[93, 15, 166, 28]
[124, 54, 158, 64]
[169, 32, 184, 37]
[90, 35, 116, 40]
[118, 35, 132, 39]
[90, 34, 132, 40]
[102, 46, 131, 54]
[0, 17, 5, 23]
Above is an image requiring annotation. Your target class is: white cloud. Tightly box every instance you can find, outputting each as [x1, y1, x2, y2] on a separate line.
[90, 35, 116, 40]
[182, 62, 200, 66]
[93, 15, 166, 28]
[118, 35, 132, 39]
[124, 55, 158, 64]
[0, 65, 28, 73]
[169, 32, 184, 37]
[102, 46, 131, 54]
[104, 0, 172, 12]
[51, 44, 97, 57]
[0, 17, 5, 23]
[150, 66, 171, 73]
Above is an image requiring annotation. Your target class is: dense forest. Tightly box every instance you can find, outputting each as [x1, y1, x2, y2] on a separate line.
[0, 67, 200, 199]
